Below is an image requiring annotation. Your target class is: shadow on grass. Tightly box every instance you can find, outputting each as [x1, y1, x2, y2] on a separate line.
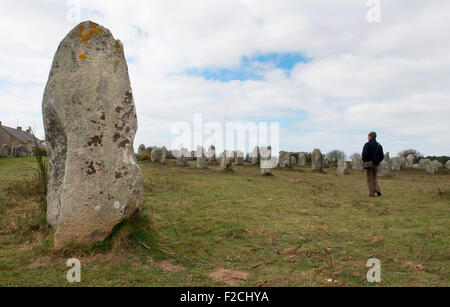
[56, 213, 166, 261]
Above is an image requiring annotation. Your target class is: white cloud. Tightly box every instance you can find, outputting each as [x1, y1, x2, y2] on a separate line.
[0, 0, 449, 156]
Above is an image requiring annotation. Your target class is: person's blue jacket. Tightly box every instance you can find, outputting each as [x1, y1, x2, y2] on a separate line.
[362, 139, 384, 166]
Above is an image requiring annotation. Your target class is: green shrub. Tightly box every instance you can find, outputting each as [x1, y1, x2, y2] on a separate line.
[424, 156, 450, 165]
[34, 147, 47, 157]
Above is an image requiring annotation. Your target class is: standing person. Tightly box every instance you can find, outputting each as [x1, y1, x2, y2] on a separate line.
[362, 132, 384, 197]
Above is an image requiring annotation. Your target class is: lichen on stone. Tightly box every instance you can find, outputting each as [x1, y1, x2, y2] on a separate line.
[115, 41, 122, 53]
[77, 21, 104, 42]
[43, 21, 143, 249]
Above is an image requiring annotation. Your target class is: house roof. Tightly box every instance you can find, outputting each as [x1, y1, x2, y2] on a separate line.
[0, 125, 42, 146]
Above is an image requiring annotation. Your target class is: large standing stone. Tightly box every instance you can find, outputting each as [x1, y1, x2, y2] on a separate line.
[42, 21, 144, 249]
[311, 149, 323, 171]
[390, 157, 406, 171]
[279, 151, 291, 168]
[336, 158, 349, 175]
[298, 152, 307, 167]
[405, 154, 415, 168]
[0, 144, 10, 158]
[351, 155, 364, 171]
[446, 160, 450, 169]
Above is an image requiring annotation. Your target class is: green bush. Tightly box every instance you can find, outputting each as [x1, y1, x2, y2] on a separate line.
[34, 147, 47, 157]
[424, 156, 450, 165]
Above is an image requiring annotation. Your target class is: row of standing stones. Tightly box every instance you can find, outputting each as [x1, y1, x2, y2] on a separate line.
[276, 151, 447, 176]
[377, 154, 446, 176]
[140, 145, 449, 177]
[41, 21, 449, 249]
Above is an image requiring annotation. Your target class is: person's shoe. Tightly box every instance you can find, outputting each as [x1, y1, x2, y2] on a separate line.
[369, 194, 376, 198]
[376, 192, 382, 197]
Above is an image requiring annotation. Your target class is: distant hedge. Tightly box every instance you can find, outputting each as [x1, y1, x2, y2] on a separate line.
[424, 156, 450, 165]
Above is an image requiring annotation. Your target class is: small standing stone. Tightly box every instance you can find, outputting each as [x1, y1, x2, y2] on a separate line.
[220, 151, 233, 170]
[405, 154, 415, 168]
[351, 155, 364, 171]
[137, 144, 146, 156]
[425, 160, 442, 174]
[175, 148, 189, 166]
[260, 146, 273, 176]
[311, 149, 323, 171]
[390, 157, 406, 171]
[207, 145, 216, 162]
[176, 157, 188, 166]
[161, 147, 168, 164]
[377, 153, 391, 177]
[298, 152, 307, 167]
[418, 159, 430, 170]
[336, 158, 349, 175]
[446, 160, 450, 169]
[291, 156, 297, 166]
[251, 146, 260, 165]
[151, 147, 162, 162]
[235, 150, 245, 165]
[196, 146, 207, 169]
[279, 151, 291, 168]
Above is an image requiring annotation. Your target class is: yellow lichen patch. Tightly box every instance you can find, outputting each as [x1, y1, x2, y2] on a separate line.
[115, 41, 122, 54]
[77, 21, 104, 42]
[115, 59, 121, 64]
[79, 54, 87, 60]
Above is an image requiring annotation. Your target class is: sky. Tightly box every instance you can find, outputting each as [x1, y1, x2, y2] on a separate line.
[0, 0, 449, 157]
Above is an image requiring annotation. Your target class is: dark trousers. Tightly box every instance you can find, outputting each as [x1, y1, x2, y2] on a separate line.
[366, 166, 380, 196]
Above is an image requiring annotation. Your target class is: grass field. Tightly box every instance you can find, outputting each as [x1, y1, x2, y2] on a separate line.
[0, 157, 448, 287]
